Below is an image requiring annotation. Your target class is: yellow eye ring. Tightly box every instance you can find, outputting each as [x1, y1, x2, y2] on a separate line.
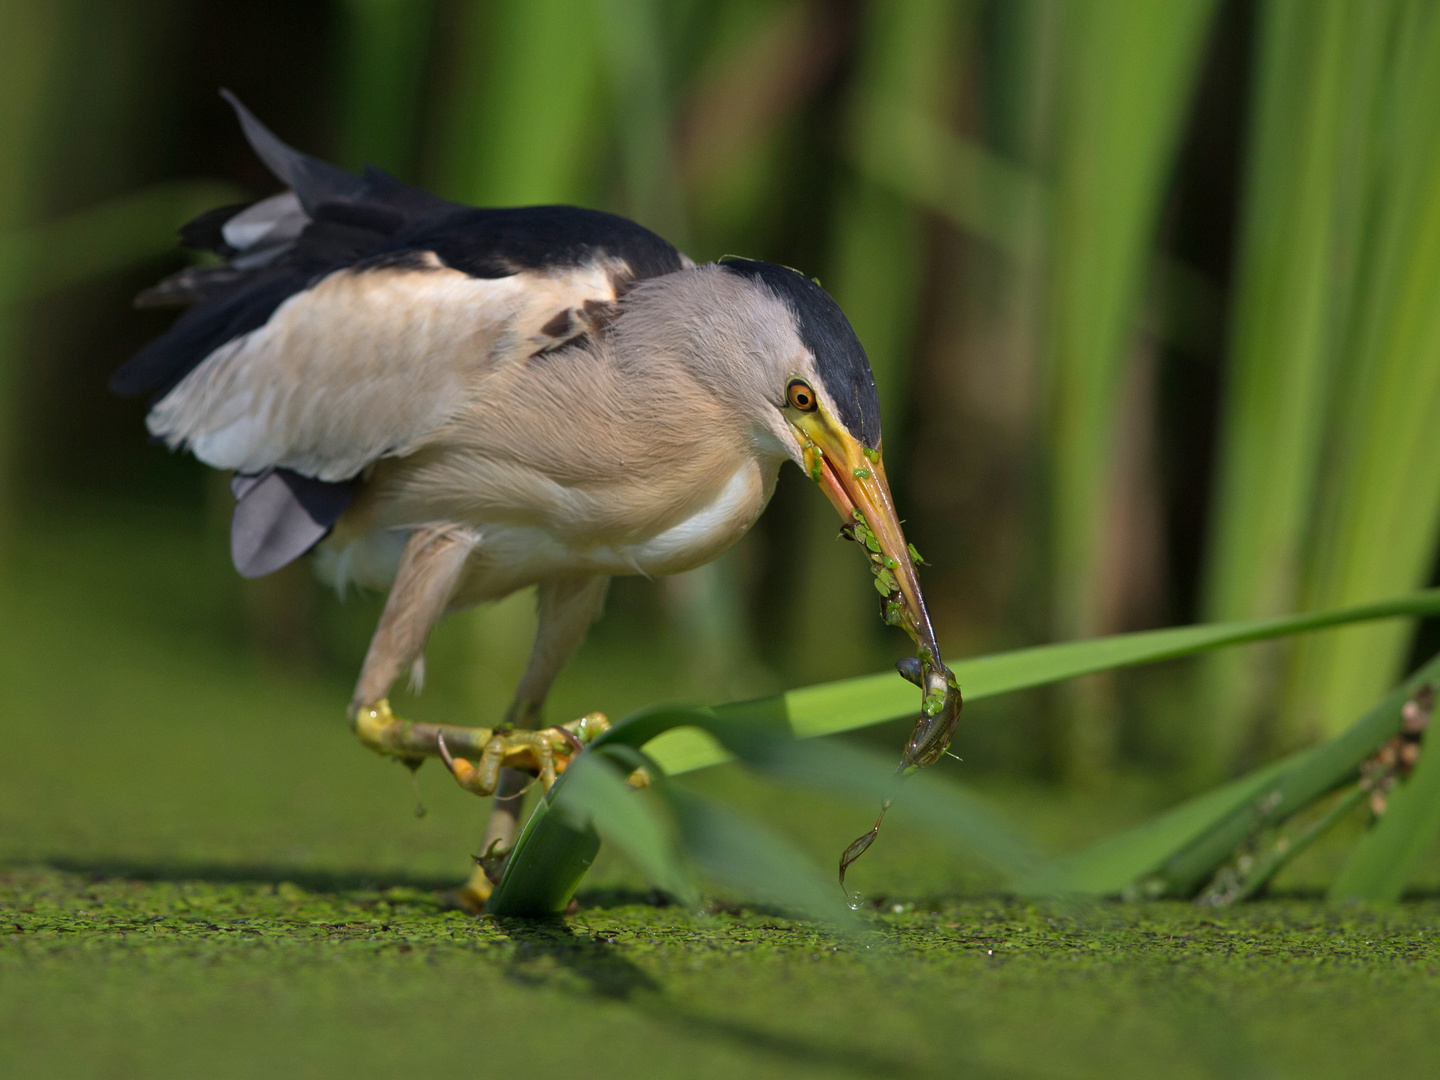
[786, 379, 817, 412]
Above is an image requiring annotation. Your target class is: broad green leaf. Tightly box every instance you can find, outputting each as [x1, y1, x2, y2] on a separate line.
[551, 753, 698, 908]
[739, 737, 1046, 884]
[500, 722, 862, 921]
[639, 591, 1440, 777]
[593, 699, 1042, 880]
[669, 788, 860, 930]
[504, 600, 1440, 914]
[486, 768, 601, 917]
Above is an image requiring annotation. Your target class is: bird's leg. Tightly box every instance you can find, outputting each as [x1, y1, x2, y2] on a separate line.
[350, 526, 475, 716]
[463, 575, 612, 907]
[348, 535, 610, 782]
[351, 696, 609, 914]
[352, 539, 611, 911]
[354, 696, 607, 905]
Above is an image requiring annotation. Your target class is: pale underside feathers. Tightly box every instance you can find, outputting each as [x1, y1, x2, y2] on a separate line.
[146, 256, 625, 482]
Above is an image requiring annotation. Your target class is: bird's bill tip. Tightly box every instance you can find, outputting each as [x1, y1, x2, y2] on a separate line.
[791, 410, 962, 770]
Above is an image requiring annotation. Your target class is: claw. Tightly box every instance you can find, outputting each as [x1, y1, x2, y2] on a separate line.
[435, 727, 494, 793]
[554, 725, 586, 756]
[435, 729, 456, 771]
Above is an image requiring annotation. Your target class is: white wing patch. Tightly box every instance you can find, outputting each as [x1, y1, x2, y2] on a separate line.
[147, 257, 620, 482]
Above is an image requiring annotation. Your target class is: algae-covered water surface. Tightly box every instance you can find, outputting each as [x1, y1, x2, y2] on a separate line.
[6, 868, 1440, 1079]
[5, 514, 1440, 1079]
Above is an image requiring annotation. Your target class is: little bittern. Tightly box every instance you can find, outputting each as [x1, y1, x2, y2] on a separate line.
[114, 94, 959, 909]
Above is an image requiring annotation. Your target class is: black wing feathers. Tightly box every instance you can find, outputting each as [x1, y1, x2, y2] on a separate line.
[219, 90, 370, 215]
[229, 468, 360, 579]
[115, 271, 312, 397]
[415, 205, 684, 282]
[177, 202, 254, 255]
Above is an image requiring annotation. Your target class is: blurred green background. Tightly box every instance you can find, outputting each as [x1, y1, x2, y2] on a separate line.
[8, 3, 1440, 1077]
[4, 0, 1440, 856]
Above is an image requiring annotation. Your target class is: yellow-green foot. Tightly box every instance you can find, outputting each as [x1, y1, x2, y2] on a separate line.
[350, 698, 609, 795]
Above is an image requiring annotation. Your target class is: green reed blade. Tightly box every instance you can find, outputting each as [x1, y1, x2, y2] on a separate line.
[0, 0, 69, 537]
[1043, 651, 1440, 898]
[1043, 0, 1218, 642]
[589, 0, 686, 241]
[0, 181, 241, 306]
[638, 591, 1440, 777]
[1026, 752, 1302, 896]
[485, 766, 602, 917]
[1035, 0, 1218, 782]
[788, 0, 960, 686]
[1283, 4, 1440, 742]
[1142, 652, 1440, 899]
[336, 0, 438, 176]
[1197, 0, 1397, 774]
[434, 0, 603, 207]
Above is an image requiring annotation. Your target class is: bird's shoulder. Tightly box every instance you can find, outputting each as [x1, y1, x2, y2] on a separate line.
[402, 203, 687, 284]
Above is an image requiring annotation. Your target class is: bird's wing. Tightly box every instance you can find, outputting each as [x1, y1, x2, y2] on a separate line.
[114, 92, 688, 485]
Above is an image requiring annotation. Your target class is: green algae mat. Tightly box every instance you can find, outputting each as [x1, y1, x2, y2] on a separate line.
[7, 514, 1440, 1078]
[7, 867, 1440, 1079]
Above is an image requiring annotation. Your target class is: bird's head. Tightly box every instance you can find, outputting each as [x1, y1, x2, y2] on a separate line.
[622, 258, 961, 772]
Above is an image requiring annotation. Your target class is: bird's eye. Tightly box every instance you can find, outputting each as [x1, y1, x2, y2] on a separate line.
[787, 379, 817, 412]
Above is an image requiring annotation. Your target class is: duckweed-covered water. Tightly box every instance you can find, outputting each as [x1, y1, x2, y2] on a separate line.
[6, 866, 1440, 1079]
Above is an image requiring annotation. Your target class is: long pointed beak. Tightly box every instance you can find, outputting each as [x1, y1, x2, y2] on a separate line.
[792, 410, 962, 772]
